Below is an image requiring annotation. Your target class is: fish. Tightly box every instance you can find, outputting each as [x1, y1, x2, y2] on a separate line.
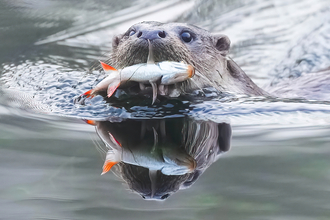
[80, 41, 194, 104]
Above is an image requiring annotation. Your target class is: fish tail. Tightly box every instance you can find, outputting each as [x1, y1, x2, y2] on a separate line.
[101, 160, 118, 175]
[101, 150, 120, 175]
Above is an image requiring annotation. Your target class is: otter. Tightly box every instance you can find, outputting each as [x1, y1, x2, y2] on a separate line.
[104, 21, 268, 99]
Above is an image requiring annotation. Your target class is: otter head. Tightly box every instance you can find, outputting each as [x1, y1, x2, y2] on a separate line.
[109, 21, 231, 93]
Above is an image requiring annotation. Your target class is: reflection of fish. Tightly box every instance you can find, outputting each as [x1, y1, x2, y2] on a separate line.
[81, 41, 194, 104]
[100, 126, 196, 176]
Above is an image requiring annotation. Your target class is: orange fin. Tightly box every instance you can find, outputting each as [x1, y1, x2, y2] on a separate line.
[108, 132, 122, 147]
[83, 119, 96, 126]
[101, 160, 118, 175]
[99, 61, 117, 71]
[107, 80, 120, 97]
[82, 89, 95, 98]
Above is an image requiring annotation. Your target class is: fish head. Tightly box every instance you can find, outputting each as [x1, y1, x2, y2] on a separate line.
[160, 62, 195, 85]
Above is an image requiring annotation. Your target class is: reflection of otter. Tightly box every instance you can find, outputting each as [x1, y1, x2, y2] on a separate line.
[106, 21, 268, 99]
[93, 117, 231, 200]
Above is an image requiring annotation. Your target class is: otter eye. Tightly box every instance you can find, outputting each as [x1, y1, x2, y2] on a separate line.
[181, 32, 192, 43]
[129, 30, 136, 36]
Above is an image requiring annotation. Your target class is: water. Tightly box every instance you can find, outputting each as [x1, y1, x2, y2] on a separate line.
[1, 0, 330, 219]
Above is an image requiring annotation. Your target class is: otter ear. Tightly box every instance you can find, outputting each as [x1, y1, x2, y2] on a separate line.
[112, 34, 123, 50]
[213, 34, 231, 55]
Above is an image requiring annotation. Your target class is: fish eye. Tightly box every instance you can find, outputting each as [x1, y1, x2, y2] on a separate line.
[129, 30, 136, 36]
[181, 32, 192, 43]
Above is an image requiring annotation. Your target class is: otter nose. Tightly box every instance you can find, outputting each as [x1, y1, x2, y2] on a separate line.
[137, 30, 166, 40]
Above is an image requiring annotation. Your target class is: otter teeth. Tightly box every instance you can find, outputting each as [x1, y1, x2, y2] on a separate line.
[158, 84, 168, 95]
[138, 83, 169, 101]
[139, 83, 146, 90]
[149, 80, 158, 105]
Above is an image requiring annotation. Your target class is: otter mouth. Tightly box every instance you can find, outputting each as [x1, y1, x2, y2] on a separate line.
[115, 75, 184, 105]
[112, 39, 193, 103]
[117, 81, 178, 98]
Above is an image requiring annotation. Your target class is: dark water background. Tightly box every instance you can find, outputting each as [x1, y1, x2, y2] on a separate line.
[1, 0, 330, 219]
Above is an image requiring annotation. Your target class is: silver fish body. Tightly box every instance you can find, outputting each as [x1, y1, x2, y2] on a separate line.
[98, 61, 194, 86]
[119, 61, 194, 84]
